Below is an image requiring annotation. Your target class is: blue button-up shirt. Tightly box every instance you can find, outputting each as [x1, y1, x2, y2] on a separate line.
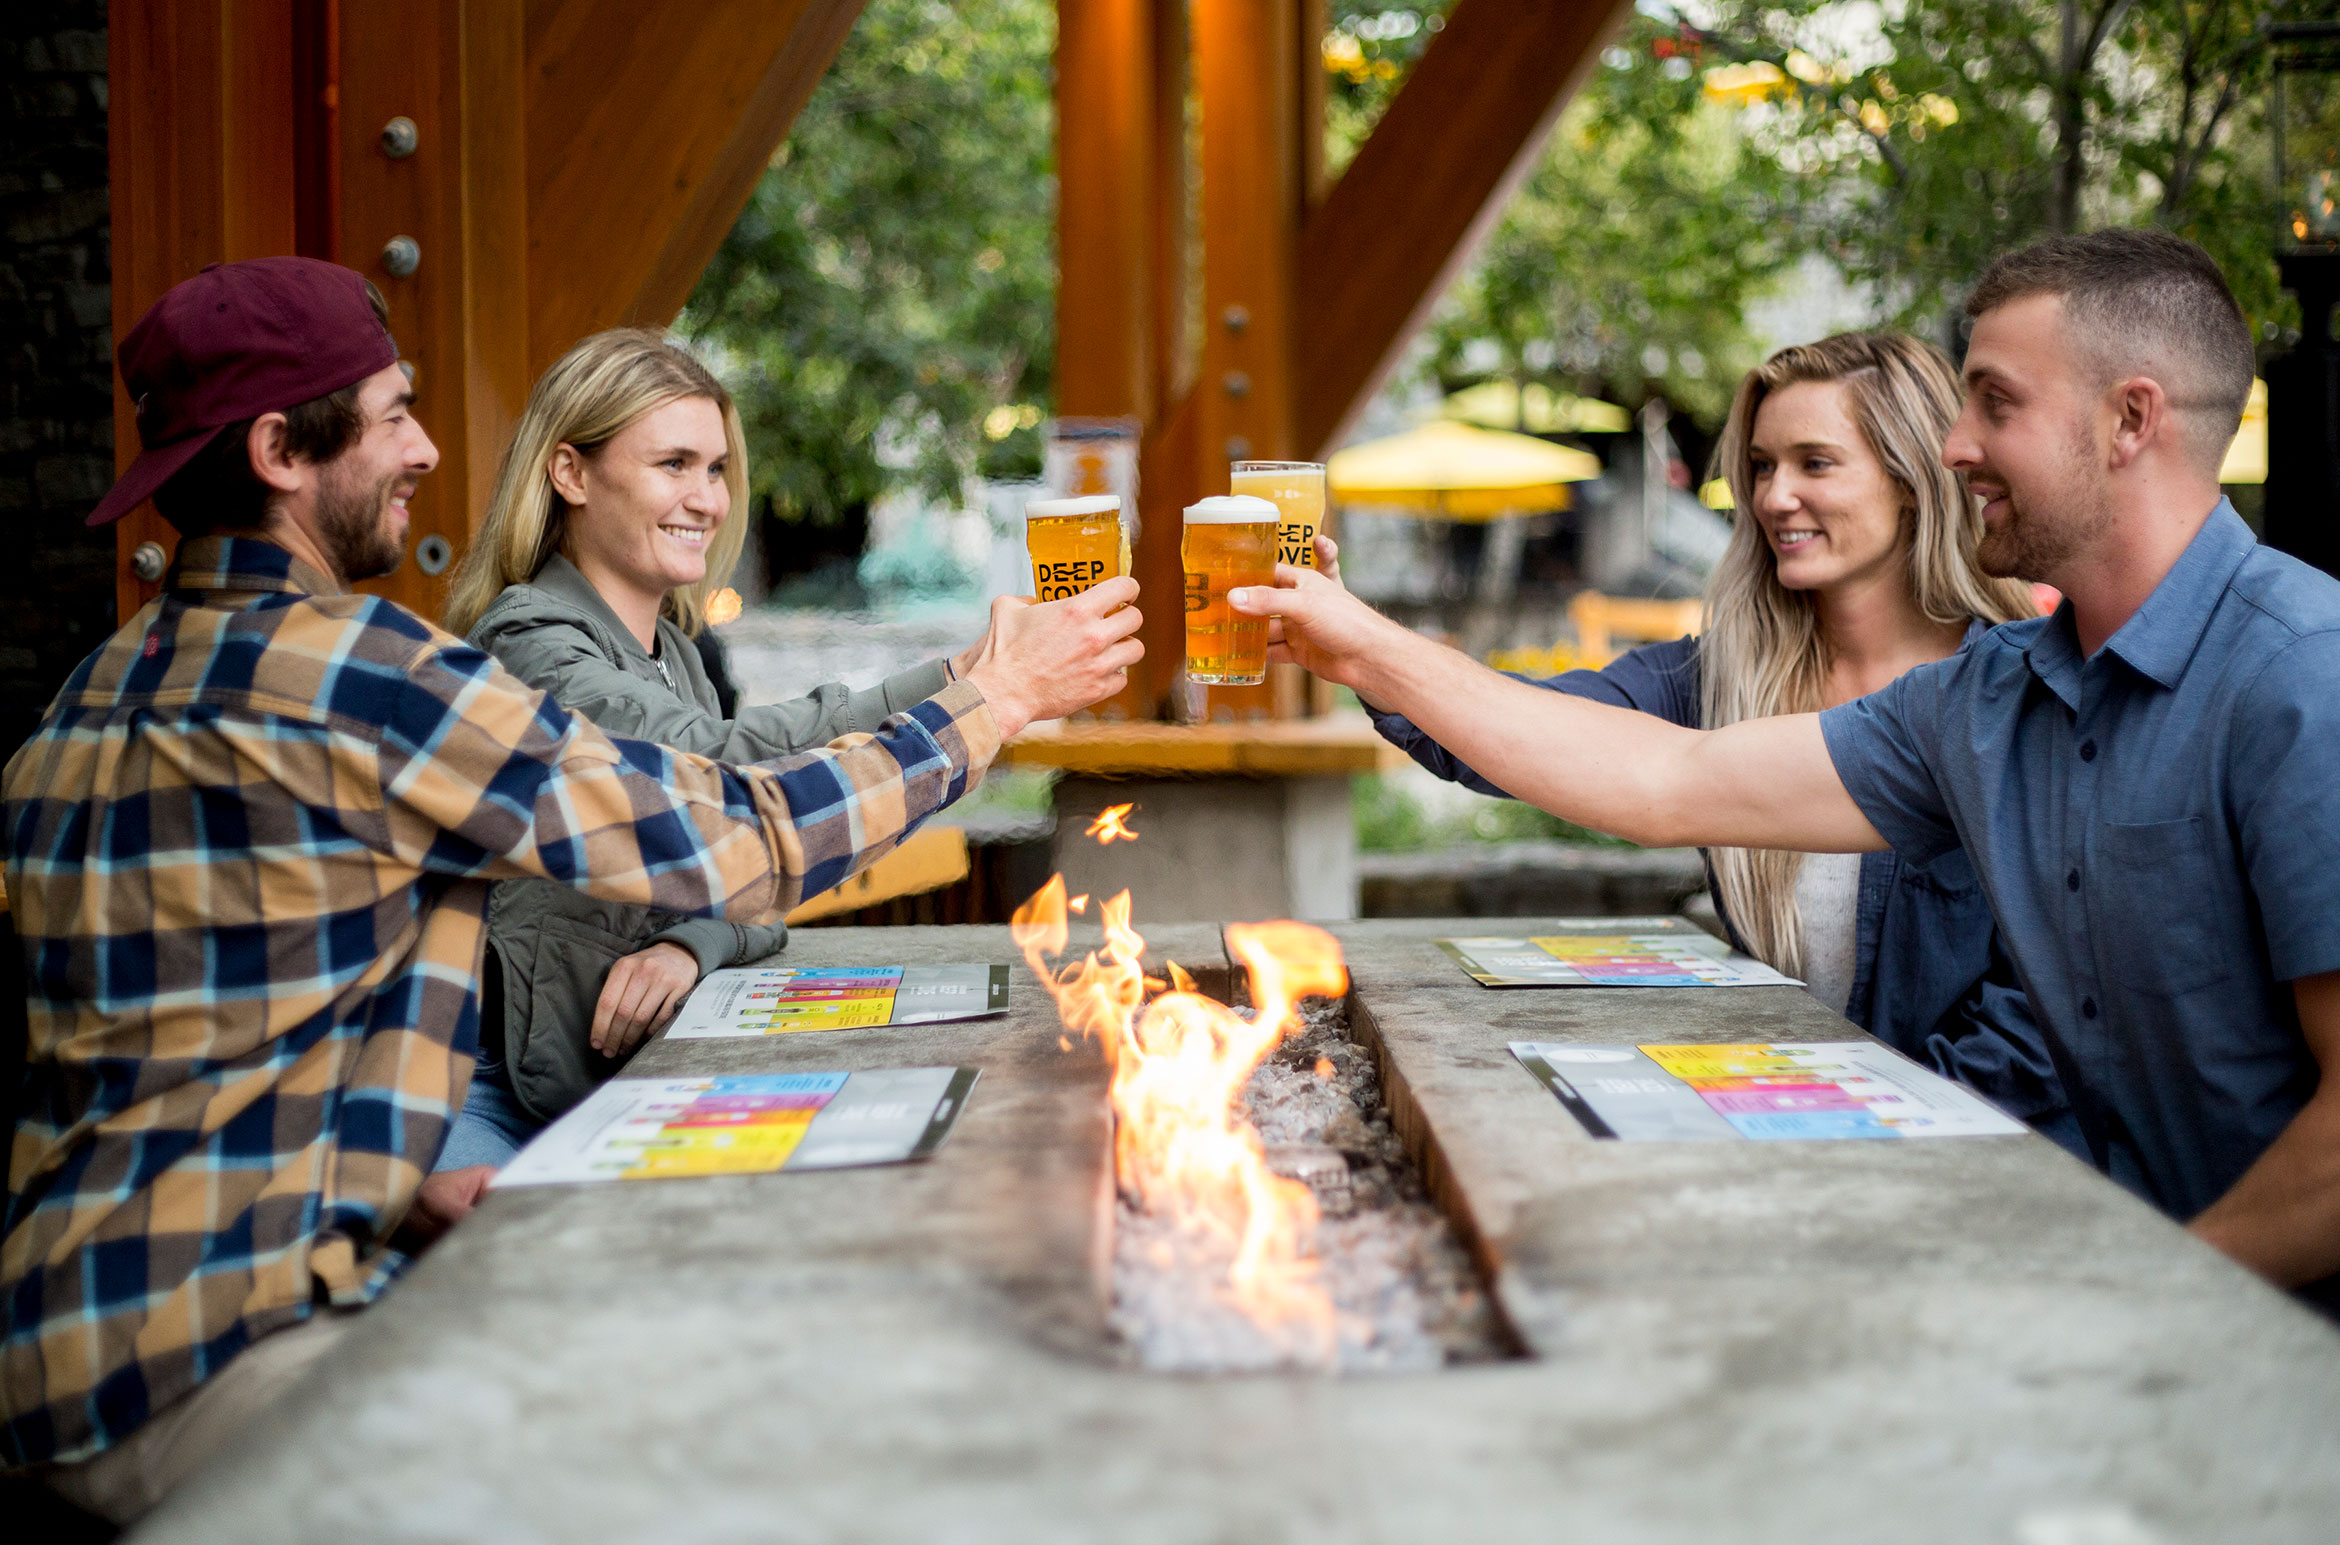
[1823, 502, 2340, 1220]
[1368, 631, 2076, 1149]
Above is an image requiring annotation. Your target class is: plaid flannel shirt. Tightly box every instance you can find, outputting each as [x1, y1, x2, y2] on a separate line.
[1, 536, 998, 1466]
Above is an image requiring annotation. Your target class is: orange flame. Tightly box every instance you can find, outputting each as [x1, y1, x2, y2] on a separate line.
[1085, 803, 1140, 844]
[1012, 875, 1349, 1355]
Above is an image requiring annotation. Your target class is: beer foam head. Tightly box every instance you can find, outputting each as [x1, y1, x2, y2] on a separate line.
[1025, 494, 1120, 520]
[1183, 494, 1280, 524]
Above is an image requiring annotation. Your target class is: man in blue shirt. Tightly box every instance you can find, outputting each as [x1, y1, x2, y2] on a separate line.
[1238, 230, 2340, 1304]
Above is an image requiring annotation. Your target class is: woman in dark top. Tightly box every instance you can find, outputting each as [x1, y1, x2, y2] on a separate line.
[1365, 333, 2081, 1154]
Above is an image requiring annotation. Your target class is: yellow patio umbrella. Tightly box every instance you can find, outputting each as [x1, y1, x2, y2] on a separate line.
[1441, 379, 1633, 435]
[2218, 378, 2267, 485]
[1328, 419, 1604, 521]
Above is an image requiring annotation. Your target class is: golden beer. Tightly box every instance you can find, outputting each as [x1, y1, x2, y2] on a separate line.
[1025, 494, 1128, 601]
[1229, 460, 1326, 571]
[1181, 495, 1278, 686]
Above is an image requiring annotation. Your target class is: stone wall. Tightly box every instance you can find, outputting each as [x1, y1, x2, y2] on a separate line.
[0, 3, 114, 761]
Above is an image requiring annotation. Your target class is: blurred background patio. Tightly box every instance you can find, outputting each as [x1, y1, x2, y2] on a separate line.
[673, 0, 2306, 921]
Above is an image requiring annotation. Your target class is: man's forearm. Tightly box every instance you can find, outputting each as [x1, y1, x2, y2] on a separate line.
[1351, 624, 1882, 852]
[2194, 973, 2340, 1288]
[2188, 1087, 2340, 1288]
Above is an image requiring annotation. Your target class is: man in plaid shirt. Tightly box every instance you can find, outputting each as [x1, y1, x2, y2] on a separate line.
[1, 258, 1143, 1520]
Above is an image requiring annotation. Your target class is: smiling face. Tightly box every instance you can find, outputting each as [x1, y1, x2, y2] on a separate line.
[1942, 293, 2112, 583]
[554, 394, 732, 610]
[315, 363, 437, 583]
[1745, 379, 1910, 596]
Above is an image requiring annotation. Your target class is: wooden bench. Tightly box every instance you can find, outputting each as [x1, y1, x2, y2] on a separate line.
[1566, 591, 1703, 666]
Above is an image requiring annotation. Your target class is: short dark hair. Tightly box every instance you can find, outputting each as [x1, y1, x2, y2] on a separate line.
[150, 281, 395, 537]
[1965, 229, 2255, 467]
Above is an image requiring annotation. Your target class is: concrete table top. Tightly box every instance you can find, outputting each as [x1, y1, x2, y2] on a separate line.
[140, 920, 2340, 1544]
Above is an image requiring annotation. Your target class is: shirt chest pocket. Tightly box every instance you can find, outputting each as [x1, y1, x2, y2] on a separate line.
[2090, 816, 2232, 998]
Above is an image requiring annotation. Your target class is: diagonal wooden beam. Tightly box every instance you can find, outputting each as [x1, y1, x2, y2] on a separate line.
[523, 0, 867, 371]
[1293, 0, 1627, 457]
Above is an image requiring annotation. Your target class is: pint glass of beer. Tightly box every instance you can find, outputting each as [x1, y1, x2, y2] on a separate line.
[1181, 495, 1278, 686]
[1025, 494, 1129, 601]
[1229, 460, 1326, 571]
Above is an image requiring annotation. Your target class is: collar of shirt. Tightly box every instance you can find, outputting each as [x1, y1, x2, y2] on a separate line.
[530, 553, 669, 664]
[164, 532, 343, 599]
[2021, 498, 2254, 711]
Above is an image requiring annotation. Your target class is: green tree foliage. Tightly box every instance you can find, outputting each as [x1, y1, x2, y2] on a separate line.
[682, 0, 1055, 530]
[686, 1, 2311, 533]
[1675, 0, 2314, 342]
[1421, 11, 1802, 423]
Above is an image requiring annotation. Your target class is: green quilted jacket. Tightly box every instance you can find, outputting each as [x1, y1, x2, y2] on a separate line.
[468, 554, 949, 1121]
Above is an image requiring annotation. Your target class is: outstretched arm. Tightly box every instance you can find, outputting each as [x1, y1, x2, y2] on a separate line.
[378, 580, 1144, 920]
[1233, 566, 1884, 852]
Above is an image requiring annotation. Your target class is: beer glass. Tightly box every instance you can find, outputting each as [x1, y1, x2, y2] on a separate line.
[1229, 460, 1326, 571]
[1181, 495, 1278, 686]
[1025, 494, 1128, 601]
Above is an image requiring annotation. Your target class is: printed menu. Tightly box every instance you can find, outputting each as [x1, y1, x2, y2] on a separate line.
[492, 1067, 980, 1186]
[1440, 934, 1799, 988]
[664, 964, 1009, 1038]
[1510, 1041, 2026, 1141]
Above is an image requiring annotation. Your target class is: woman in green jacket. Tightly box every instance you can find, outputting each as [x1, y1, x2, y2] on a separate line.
[433, 328, 979, 1168]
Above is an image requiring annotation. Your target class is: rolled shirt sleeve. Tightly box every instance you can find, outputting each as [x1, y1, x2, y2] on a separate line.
[1819, 659, 1962, 869]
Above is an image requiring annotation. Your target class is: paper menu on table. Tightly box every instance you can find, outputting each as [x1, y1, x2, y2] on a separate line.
[491, 1066, 980, 1187]
[664, 964, 1009, 1038]
[1510, 1041, 2026, 1141]
[1440, 934, 1799, 988]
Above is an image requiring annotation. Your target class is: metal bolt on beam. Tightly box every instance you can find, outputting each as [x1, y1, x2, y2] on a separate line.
[380, 117, 419, 158]
[1222, 370, 1251, 399]
[1222, 305, 1250, 333]
[130, 541, 168, 583]
[381, 236, 421, 278]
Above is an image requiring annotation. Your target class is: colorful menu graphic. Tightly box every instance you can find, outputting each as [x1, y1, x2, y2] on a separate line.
[1510, 1042, 2026, 1141]
[1439, 934, 1799, 988]
[664, 964, 1009, 1038]
[492, 1067, 981, 1187]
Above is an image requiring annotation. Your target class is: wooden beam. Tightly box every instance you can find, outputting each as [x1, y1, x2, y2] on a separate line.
[1149, 0, 1196, 411]
[1057, 0, 1163, 423]
[1297, 0, 1327, 211]
[1293, 0, 1626, 457]
[522, 0, 866, 372]
[108, 0, 305, 624]
[1194, 0, 1300, 469]
[1189, 0, 1304, 721]
[1057, 1, 1195, 718]
[338, 0, 531, 621]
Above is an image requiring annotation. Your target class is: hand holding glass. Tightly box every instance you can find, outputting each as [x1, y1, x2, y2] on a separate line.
[1025, 494, 1129, 601]
[1182, 495, 1279, 686]
[1228, 460, 1325, 572]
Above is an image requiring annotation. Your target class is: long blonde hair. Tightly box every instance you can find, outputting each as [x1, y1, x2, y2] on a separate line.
[446, 328, 750, 638]
[1700, 332, 2032, 975]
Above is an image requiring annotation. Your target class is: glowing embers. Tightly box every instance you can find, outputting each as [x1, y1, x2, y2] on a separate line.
[1013, 876, 1348, 1365]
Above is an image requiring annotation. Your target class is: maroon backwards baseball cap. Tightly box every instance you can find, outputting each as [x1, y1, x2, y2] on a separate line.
[88, 256, 399, 527]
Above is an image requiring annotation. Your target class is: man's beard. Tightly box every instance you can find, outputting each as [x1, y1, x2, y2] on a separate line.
[1973, 424, 2112, 582]
[315, 460, 406, 583]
